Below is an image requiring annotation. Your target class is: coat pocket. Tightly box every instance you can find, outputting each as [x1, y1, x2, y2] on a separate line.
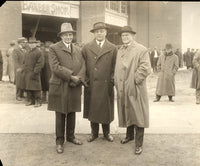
[49, 79, 61, 96]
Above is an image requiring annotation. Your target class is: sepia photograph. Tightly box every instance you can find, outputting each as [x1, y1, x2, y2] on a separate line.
[0, 1, 200, 166]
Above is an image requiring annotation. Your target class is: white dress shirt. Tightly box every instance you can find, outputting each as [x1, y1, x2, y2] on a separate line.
[96, 40, 105, 48]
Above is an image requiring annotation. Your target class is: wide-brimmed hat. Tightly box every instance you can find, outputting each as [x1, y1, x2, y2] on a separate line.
[90, 22, 108, 33]
[165, 43, 173, 49]
[17, 37, 27, 43]
[57, 22, 76, 37]
[119, 26, 136, 35]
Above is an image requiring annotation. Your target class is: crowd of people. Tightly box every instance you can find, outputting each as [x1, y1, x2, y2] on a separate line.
[1, 21, 200, 156]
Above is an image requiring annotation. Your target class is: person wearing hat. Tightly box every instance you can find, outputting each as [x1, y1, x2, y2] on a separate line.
[12, 37, 28, 101]
[114, 26, 151, 155]
[82, 22, 117, 142]
[23, 37, 44, 107]
[6, 40, 16, 83]
[48, 22, 86, 154]
[154, 43, 179, 102]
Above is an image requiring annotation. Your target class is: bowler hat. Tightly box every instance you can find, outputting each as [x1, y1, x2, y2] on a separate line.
[165, 43, 173, 49]
[10, 40, 16, 46]
[57, 22, 76, 37]
[17, 37, 27, 43]
[119, 26, 136, 35]
[90, 22, 108, 33]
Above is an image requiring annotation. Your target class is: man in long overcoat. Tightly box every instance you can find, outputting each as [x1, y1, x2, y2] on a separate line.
[191, 50, 200, 104]
[82, 22, 117, 142]
[12, 37, 28, 101]
[48, 23, 85, 154]
[6, 40, 16, 83]
[154, 44, 179, 102]
[183, 48, 192, 69]
[114, 26, 151, 155]
[24, 38, 44, 107]
[150, 47, 160, 72]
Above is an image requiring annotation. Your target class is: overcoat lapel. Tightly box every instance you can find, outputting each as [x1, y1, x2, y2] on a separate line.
[59, 41, 71, 54]
[88, 40, 113, 59]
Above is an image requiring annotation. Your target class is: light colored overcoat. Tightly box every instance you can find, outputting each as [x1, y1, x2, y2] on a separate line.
[156, 52, 179, 96]
[114, 41, 151, 128]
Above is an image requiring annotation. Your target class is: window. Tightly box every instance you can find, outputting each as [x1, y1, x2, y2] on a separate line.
[106, 1, 128, 15]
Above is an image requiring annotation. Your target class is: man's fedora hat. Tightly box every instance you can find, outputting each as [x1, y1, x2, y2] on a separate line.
[119, 26, 136, 35]
[57, 22, 76, 37]
[165, 43, 173, 49]
[17, 37, 27, 43]
[90, 22, 108, 33]
[29, 37, 37, 43]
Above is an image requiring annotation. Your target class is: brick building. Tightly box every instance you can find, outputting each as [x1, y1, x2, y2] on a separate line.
[0, 1, 182, 74]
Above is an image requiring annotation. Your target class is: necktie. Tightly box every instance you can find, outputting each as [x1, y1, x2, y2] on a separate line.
[98, 42, 101, 48]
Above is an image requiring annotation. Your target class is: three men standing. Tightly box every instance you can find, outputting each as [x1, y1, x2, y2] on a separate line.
[82, 22, 117, 142]
[114, 26, 151, 155]
[48, 23, 85, 153]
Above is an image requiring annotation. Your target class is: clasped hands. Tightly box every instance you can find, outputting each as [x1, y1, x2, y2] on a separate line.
[69, 75, 81, 87]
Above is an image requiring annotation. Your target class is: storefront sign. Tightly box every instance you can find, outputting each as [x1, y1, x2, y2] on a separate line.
[22, 1, 72, 18]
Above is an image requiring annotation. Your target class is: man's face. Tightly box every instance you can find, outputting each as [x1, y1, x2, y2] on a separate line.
[20, 40, 28, 48]
[61, 33, 73, 43]
[121, 32, 134, 45]
[29, 43, 37, 49]
[94, 29, 107, 41]
[166, 48, 172, 53]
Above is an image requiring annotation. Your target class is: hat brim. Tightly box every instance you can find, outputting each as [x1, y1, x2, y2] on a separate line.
[57, 31, 76, 37]
[119, 30, 136, 36]
[90, 27, 108, 33]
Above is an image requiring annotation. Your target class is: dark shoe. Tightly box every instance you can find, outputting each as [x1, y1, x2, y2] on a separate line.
[16, 97, 22, 101]
[169, 99, 175, 102]
[153, 99, 160, 102]
[120, 137, 134, 144]
[67, 138, 83, 145]
[104, 134, 114, 142]
[34, 101, 42, 107]
[135, 146, 143, 155]
[25, 101, 34, 106]
[56, 144, 64, 154]
[87, 135, 98, 142]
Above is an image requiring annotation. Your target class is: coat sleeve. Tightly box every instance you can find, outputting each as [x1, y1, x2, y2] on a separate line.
[12, 49, 20, 69]
[49, 47, 73, 81]
[81, 46, 89, 84]
[172, 55, 179, 74]
[111, 47, 117, 85]
[193, 52, 200, 71]
[135, 50, 151, 85]
[33, 51, 44, 74]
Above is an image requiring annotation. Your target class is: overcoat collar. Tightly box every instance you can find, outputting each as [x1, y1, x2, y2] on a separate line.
[119, 41, 137, 57]
[58, 41, 73, 54]
[88, 39, 114, 59]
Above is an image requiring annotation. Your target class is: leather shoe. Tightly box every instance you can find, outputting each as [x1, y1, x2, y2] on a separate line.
[104, 134, 114, 142]
[87, 135, 98, 142]
[153, 99, 160, 102]
[169, 99, 175, 102]
[25, 101, 34, 106]
[34, 101, 42, 107]
[135, 146, 143, 155]
[56, 144, 64, 154]
[67, 138, 83, 145]
[16, 97, 22, 101]
[120, 137, 134, 144]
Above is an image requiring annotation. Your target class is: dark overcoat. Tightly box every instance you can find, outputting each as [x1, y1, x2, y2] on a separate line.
[184, 51, 192, 67]
[191, 51, 200, 90]
[82, 39, 117, 124]
[40, 48, 51, 91]
[24, 47, 44, 91]
[48, 41, 85, 114]
[12, 45, 26, 88]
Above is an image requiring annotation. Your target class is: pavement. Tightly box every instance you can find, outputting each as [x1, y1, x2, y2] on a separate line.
[0, 69, 200, 134]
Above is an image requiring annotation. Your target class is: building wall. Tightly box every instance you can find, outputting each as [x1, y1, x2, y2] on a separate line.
[77, 1, 105, 44]
[0, 1, 22, 74]
[149, 1, 182, 50]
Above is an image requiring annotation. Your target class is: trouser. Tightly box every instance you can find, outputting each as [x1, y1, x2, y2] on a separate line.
[42, 91, 47, 103]
[16, 87, 24, 98]
[126, 125, 144, 147]
[90, 122, 110, 137]
[27, 90, 41, 104]
[196, 89, 200, 103]
[56, 112, 75, 145]
[156, 95, 173, 100]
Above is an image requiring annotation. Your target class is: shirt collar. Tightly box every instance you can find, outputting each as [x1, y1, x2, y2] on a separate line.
[63, 41, 71, 48]
[96, 40, 105, 47]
